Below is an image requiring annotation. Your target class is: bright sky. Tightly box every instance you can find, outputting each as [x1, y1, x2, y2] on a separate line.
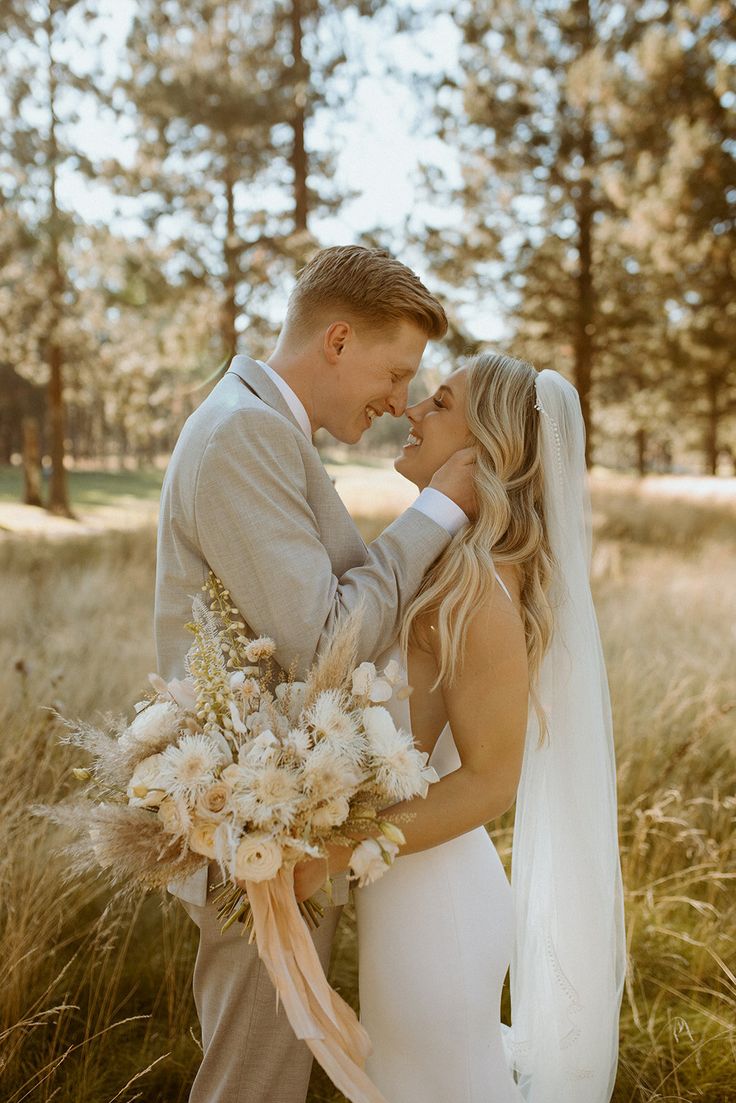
[56, 0, 507, 343]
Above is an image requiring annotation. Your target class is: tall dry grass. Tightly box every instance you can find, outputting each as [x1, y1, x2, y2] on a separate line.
[1, 486, 734, 1102]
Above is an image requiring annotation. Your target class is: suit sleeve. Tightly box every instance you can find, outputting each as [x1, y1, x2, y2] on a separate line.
[193, 408, 451, 678]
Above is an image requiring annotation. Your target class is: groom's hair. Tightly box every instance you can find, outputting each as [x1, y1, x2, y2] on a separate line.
[285, 246, 448, 341]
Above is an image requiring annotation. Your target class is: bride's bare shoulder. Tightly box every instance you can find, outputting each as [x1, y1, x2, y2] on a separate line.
[459, 570, 527, 676]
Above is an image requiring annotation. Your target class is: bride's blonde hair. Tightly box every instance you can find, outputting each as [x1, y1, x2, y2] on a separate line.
[399, 351, 554, 737]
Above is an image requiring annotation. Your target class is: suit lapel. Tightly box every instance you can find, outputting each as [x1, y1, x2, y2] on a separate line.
[226, 355, 305, 438]
[226, 354, 368, 564]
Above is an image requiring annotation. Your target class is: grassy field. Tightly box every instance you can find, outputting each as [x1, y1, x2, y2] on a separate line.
[0, 477, 734, 1102]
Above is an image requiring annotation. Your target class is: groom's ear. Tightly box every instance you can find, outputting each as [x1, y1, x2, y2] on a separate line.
[324, 321, 352, 364]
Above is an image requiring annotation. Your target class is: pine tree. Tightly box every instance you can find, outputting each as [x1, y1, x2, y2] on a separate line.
[608, 1, 736, 473]
[113, 0, 385, 367]
[0, 0, 101, 515]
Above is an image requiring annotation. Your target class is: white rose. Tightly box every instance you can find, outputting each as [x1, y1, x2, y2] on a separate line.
[234, 834, 283, 883]
[348, 837, 399, 887]
[120, 701, 179, 750]
[157, 796, 189, 836]
[196, 781, 232, 818]
[189, 818, 219, 858]
[127, 753, 168, 807]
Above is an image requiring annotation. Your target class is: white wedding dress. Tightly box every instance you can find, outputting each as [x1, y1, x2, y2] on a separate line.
[354, 577, 524, 1103]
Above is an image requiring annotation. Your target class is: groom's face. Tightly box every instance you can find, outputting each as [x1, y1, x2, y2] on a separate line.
[320, 319, 428, 443]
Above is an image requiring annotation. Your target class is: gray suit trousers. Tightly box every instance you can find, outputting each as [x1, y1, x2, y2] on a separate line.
[181, 863, 343, 1103]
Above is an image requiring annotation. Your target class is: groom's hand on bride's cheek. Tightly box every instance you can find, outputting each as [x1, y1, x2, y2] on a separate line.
[293, 856, 329, 903]
[430, 447, 478, 521]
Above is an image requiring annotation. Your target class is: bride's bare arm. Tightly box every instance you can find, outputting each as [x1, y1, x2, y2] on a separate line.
[324, 588, 529, 873]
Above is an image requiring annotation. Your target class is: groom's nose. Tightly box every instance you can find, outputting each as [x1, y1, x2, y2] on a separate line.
[387, 382, 410, 418]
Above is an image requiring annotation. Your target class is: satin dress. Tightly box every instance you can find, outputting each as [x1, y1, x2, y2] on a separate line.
[354, 581, 524, 1103]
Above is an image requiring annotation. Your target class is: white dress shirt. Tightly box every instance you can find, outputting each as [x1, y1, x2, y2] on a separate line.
[257, 359, 469, 537]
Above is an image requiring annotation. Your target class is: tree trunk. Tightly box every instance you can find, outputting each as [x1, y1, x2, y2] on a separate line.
[573, 0, 595, 469]
[704, 374, 719, 476]
[44, 2, 73, 518]
[635, 426, 647, 477]
[222, 161, 238, 362]
[22, 417, 43, 506]
[290, 0, 309, 232]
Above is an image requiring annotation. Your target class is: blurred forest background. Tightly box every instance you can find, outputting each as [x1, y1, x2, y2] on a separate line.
[0, 0, 735, 520]
[1, 3, 735, 1103]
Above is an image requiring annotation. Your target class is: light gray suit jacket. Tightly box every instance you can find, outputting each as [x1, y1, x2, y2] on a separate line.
[154, 355, 451, 905]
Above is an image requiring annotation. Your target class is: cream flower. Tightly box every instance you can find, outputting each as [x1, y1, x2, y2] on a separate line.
[348, 837, 399, 887]
[221, 762, 247, 787]
[305, 691, 365, 762]
[362, 706, 405, 756]
[232, 789, 259, 822]
[189, 818, 219, 859]
[244, 637, 276, 663]
[351, 662, 376, 697]
[363, 707, 439, 800]
[149, 672, 198, 711]
[377, 747, 438, 801]
[240, 729, 280, 765]
[127, 752, 168, 807]
[247, 762, 302, 828]
[301, 740, 365, 801]
[382, 659, 404, 686]
[203, 727, 235, 764]
[196, 781, 232, 818]
[159, 734, 222, 802]
[120, 701, 179, 751]
[234, 833, 283, 882]
[245, 707, 274, 737]
[283, 727, 312, 759]
[351, 661, 392, 703]
[239, 677, 262, 707]
[158, 796, 189, 836]
[311, 796, 350, 829]
[380, 821, 407, 846]
[275, 680, 308, 723]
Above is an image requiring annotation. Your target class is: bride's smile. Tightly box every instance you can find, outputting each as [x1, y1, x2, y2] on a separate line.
[395, 365, 473, 490]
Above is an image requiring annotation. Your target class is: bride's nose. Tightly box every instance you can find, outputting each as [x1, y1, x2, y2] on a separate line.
[405, 402, 421, 425]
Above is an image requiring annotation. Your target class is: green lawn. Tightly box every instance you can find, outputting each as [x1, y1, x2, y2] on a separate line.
[0, 465, 164, 506]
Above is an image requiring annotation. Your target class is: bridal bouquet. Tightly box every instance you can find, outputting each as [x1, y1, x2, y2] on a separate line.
[39, 573, 438, 1103]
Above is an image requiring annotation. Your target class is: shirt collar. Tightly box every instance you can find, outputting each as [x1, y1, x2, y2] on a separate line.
[256, 360, 312, 441]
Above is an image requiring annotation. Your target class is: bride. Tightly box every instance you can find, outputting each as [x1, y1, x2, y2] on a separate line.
[297, 351, 626, 1103]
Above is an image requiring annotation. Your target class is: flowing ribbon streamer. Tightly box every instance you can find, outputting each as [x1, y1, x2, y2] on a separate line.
[244, 867, 390, 1103]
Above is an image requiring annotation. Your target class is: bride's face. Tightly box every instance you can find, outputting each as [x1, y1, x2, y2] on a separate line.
[394, 366, 472, 489]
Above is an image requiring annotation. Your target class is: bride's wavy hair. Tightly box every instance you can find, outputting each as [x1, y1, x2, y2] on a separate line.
[399, 350, 554, 740]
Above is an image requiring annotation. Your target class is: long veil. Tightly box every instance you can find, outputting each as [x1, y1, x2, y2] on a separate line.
[501, 369, 626, 1102]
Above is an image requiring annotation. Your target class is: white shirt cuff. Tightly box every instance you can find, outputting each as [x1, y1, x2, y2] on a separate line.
[410, 487, 469, 537]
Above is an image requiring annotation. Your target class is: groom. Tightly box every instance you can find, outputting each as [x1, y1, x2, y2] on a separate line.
[154, 245, 475, 1103]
